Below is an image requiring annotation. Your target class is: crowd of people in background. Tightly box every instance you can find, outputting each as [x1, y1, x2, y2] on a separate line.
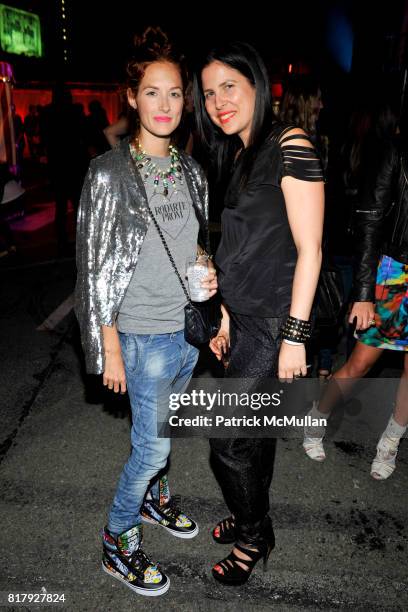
[9, 96, 112, 170]
[2, 93, 113, 255]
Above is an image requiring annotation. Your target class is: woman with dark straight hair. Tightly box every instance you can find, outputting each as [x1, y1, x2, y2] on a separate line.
[194, 42, 275, 192]
[193, 42, 324, 585]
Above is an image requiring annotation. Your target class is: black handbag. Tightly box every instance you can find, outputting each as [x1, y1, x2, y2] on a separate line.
[184, 294, 222, 346]
[145, 200, 221, 347]
[315, 261, 345, 327]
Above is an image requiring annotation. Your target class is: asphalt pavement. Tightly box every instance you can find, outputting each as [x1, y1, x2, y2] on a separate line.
[0, 258, 407, 612]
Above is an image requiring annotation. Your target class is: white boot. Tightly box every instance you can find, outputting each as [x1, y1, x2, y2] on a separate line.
[371, 416, 406, 480]
[303, 401, 328, 462]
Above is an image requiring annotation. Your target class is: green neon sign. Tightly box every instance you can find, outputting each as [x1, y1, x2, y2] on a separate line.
[0, 4, 42, 58]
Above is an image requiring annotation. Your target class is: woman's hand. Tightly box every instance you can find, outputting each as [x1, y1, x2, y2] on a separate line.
[201, 262, 218, 298]
[209, 304, 230, 360]
[348, 301, 376, 331]
[103, 349, 127, 393]
[209, 330, 230, 361]
[278, 342, 307, 382]
[101, 323, 126, 393]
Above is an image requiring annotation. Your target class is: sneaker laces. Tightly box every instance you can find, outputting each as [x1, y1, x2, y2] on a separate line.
[130, 548, 156, 575]
[162, 495, 182, 521]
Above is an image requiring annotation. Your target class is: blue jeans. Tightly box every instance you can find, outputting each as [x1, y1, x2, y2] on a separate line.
[107, 330, 198, 535]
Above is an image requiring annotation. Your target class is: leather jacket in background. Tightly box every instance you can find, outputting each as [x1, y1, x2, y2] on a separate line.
[351, 141, 408, 302]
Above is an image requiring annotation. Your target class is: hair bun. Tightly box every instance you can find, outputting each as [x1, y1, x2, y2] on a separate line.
[125, 26, 188, 112]
[133, 26, 172, 56]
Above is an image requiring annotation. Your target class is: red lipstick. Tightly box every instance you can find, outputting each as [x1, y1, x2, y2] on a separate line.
[218, 111, 236, 124]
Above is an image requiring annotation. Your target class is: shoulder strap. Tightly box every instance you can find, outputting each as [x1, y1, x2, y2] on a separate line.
[146, 199, 191, 303]
[130, 156, 191, 303]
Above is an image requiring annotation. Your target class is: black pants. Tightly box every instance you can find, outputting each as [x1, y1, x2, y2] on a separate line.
[210, 311, 284, 545]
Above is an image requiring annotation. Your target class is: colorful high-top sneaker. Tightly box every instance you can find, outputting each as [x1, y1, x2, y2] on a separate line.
[141, 475, 198, 539]
[102, 524, 169, 597]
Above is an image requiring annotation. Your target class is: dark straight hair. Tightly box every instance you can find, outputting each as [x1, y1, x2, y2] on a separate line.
[193, 41, 276, 189]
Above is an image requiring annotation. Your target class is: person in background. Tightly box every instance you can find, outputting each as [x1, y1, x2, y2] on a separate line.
[303, 127, 407, 480]
[85, 100, 110, 158]
[11, 104, 25, 181]
[280, 76, 327, 169]
[0, 163, 23, 258]
[324, 103, 399, 365]
[103, 114, 129, 148]
[24, 104, 40, 160]
[40, 86, 88, 254]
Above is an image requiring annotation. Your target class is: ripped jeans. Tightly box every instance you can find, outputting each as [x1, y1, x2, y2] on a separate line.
[107, 330, 198, 535]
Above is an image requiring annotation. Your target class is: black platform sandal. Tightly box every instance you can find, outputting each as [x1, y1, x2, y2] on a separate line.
[212, 515, 236, 544]
[212, 536, 275, 585]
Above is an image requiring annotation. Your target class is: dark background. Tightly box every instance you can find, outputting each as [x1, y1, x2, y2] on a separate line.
[2, 0, 407, 137]
[3, 1, 407, 85]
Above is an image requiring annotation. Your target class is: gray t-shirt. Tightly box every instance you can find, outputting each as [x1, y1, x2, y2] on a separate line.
[117, 154, 199, 334]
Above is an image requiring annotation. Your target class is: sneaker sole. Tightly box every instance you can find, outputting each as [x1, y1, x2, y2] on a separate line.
[141, 515, 199, 539]
[102, 562, 170, 597]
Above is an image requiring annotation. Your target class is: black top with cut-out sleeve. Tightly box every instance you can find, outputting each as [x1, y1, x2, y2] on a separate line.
[215, 123, 324, 317]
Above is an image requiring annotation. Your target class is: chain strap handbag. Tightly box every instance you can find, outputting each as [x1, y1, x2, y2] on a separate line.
[145, 200, 221, 347]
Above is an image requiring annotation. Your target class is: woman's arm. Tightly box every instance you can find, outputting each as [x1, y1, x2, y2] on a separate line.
[103, 116, 129, 148]
[280, 139, 324, 380]
[282, 175, 324, 320]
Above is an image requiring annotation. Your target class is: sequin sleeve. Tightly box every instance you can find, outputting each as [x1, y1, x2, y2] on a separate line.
[74, 161, 106, 374]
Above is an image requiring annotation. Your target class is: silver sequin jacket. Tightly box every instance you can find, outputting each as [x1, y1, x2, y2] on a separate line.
[75, 138, 209, 374]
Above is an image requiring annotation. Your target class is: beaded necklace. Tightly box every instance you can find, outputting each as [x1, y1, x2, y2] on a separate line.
[130, 138, 183, 196]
